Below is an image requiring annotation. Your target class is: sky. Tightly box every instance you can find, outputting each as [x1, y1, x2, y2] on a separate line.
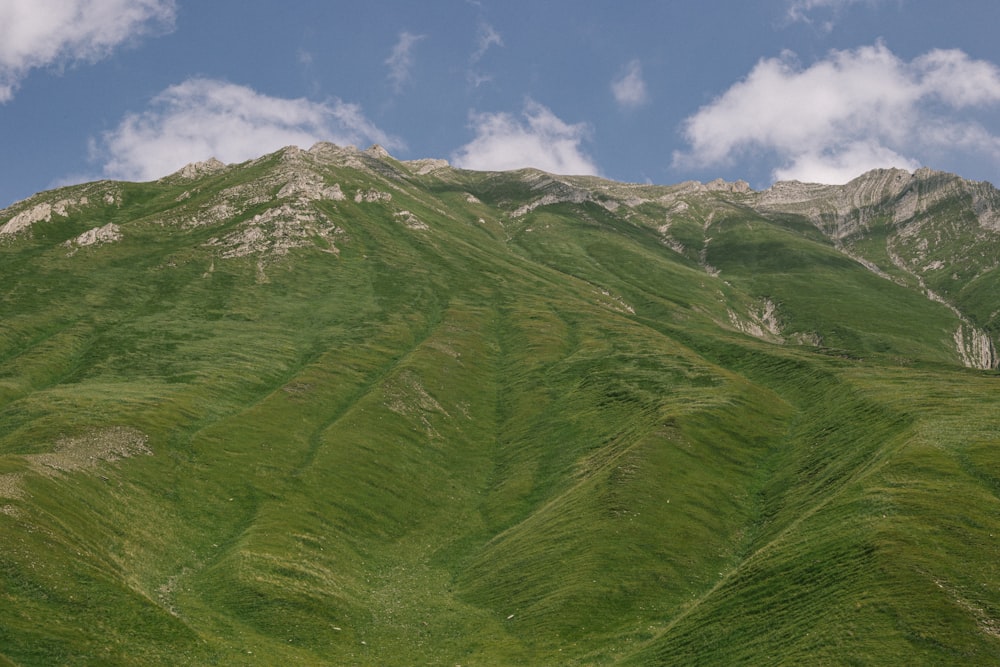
[3, 0, 1000, 207]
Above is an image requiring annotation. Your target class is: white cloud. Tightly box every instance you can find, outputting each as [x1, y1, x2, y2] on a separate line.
[472, 22, 503, 63]
[386, 31, 425, 93]
[451, 101, 600, 176]
[0, 0, 175, 103]
[674, 43, 1000, 184]
[612, 60, 649, 109]
[94, 78, 400, 181]
[468, 22, 503, 87]
[465, 22, 503, 88]
[785, 0, 889, 25]
[773, 141, 919, 184]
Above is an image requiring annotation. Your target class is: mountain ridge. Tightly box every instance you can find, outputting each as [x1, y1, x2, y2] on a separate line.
[0, 143, 999, 664]
[2, 144, 998, 372]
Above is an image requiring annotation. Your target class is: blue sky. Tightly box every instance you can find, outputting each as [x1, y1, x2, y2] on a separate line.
[3, 0, 1000, 207]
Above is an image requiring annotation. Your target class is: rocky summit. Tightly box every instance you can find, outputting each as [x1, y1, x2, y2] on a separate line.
[1, 145, 999, 665]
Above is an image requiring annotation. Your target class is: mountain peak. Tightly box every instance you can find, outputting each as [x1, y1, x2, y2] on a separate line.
[365, 144, 391, 159]
[169, 156, 227, 180]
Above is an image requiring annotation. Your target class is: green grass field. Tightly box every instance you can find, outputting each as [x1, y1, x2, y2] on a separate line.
[0, 149, 998, 664]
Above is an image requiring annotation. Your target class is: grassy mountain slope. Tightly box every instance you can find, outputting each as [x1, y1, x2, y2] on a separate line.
[0, 145, 998, 664]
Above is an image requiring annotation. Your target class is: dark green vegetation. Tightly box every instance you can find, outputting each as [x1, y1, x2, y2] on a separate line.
[1, 145, 999, 664]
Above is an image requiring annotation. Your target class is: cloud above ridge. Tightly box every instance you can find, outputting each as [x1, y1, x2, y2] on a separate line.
[674, 42, 1000, 184]
[451, 101, 600, 175]
[0, 0, 176, 103]
[94, 78, 400, 181]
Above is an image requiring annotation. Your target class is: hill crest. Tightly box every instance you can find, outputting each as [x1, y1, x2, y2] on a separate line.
[2, 143, 998, 370]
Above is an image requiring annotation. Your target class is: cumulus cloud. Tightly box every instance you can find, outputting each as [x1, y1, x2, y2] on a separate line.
[0, 0, 175, 103]
[674, 43, 1000, 184]
[94, 78, 400, 181]
[386, 31, 425, 93]
[612, 60, 649, 109]
[451, 101, 600, 175]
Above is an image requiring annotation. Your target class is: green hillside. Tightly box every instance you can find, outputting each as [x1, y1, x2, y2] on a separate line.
[0, 145, 998, 665]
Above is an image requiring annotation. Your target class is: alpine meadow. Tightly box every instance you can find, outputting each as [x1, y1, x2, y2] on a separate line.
[1, 143, 1000, 665]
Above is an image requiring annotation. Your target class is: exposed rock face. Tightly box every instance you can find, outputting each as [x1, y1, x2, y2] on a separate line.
[277, 173, 345, 201]
[365, 144, 391, 160]
[354, 189, 392, 204]
[755, 169, 914, 239]
[406, 158, 450, 175]
[146, 143, 432, 258]
[510, 171, 592, 218]
[205, 202, 342, 258]
[171, 157, 227, 180]
[65, 223, 122, 248]
[0, 196, 95, 236]
[394, 210, 428, 230]
[704, 178, 751, 194]
[755, 168, 1000, 240]
[728, 298, 783, 343]
[0, 201, 55, 235]
[955, 324, 997, 370]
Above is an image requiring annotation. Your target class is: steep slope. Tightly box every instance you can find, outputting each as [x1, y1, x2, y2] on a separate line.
[0, 146, 998, 665]
[754, 168, 1000, 368]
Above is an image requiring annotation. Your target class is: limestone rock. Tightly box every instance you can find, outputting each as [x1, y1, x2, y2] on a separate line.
[66, 223, 122, 247]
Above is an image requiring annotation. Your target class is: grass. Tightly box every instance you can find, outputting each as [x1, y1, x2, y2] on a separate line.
[0, 156, 998, 664]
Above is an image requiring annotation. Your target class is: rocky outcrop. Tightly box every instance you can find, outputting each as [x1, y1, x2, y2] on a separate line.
[0, 192, 104, 236]
[277, 173, 345, 201]
[406, 158, 450, 175]
[954, 324, 997, 370]
[0, 201, 57, 235]
[394, 210, 428, 230]
[0, 196, 90, 236]
[755, 168, 1000, 241]
[65, 223, 122, 248]
[170, 157, 227, 180]
[205, 203, 342, 258]
[755, 168, 914, 239]
[704, 178, 751, 194]
[354, 189, 392, 203]
[728, 298, 783, 343]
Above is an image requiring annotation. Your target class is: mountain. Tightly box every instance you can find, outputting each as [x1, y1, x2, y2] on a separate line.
[0, 144, 998, 665]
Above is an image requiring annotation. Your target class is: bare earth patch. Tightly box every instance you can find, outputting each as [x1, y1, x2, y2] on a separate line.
[0, 427, 152, 498]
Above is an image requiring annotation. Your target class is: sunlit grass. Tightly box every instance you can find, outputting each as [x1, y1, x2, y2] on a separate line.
[0, 161, 997, 664]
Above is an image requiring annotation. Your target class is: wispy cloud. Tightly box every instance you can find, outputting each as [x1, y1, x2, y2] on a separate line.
[472, 22, 503, 62]
[451, 100, 600, 175]
[673, 43, 1000, 184]
[611, 60, 649, 109]
[386, 31, 425, 94]
[468, 22, 503, 87]
[784, 0, 897, 29]
[0, 0, 176, 103]
[91, 78, 400, 181]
